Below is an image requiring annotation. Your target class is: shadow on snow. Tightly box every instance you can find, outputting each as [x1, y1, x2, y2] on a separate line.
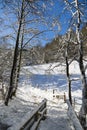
[19, 74, 82, 91]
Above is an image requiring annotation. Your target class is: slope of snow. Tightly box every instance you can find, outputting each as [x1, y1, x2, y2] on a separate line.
[22, 62, 65, 75]
[0, 61, 84, 129]
[20, 61, 82, 92]
[22, 61, 82, 75]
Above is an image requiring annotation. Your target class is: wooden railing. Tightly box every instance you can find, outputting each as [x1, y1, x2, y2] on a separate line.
[66, 99, 83, 130]
[7, 98, 47, 130]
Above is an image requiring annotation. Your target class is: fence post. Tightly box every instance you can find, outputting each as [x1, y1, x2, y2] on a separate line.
[42, 99, 47, 120]
[64, 93, 66, 103]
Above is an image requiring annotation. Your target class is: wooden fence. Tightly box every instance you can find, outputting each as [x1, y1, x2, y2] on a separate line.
[7, 98, 47, 130]
[53, 91, 66, 102]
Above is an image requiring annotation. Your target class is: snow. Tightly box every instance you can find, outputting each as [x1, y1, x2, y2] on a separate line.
[22, 61, 82, 75]
[0, 61, 84, 130]
[38, 100, 72, 130]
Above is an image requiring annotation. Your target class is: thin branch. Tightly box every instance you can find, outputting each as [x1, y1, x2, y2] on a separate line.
[22, 29, 54, 49]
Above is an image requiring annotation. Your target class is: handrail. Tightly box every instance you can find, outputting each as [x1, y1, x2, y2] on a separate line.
[7, 98, 47, 130]
[66, 99, 83, 130]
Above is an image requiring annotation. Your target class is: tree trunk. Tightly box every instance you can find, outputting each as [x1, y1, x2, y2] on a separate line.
[12, 11, 25, 97]
[4, 0, 24, 105]
[13, 43, 23, 96]
[75, 0, 87, 128]
[65, 47, 72, 104]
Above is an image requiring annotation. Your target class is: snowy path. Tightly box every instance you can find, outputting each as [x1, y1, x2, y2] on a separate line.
[38, 99, 73, 130]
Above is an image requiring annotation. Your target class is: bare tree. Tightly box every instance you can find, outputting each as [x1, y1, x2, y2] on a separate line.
[2, 0, 57, 105]
[64, 0, 87, 128]
[65, 35, 72, 105]
[75, 0, 87, 128]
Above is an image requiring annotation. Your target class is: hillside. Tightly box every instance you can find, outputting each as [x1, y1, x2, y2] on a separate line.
[0, 62, 82, 129]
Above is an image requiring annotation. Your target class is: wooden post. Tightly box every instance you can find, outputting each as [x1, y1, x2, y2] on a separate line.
[64, 93, 66, 103]
[53, 89, 55, 99]
[53, 89, 55, 94]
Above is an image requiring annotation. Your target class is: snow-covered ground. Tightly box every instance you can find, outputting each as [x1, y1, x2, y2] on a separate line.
[0, 61, 84, 130]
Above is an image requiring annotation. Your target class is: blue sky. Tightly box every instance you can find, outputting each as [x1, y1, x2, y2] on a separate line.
[0, 0, 87, 47]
